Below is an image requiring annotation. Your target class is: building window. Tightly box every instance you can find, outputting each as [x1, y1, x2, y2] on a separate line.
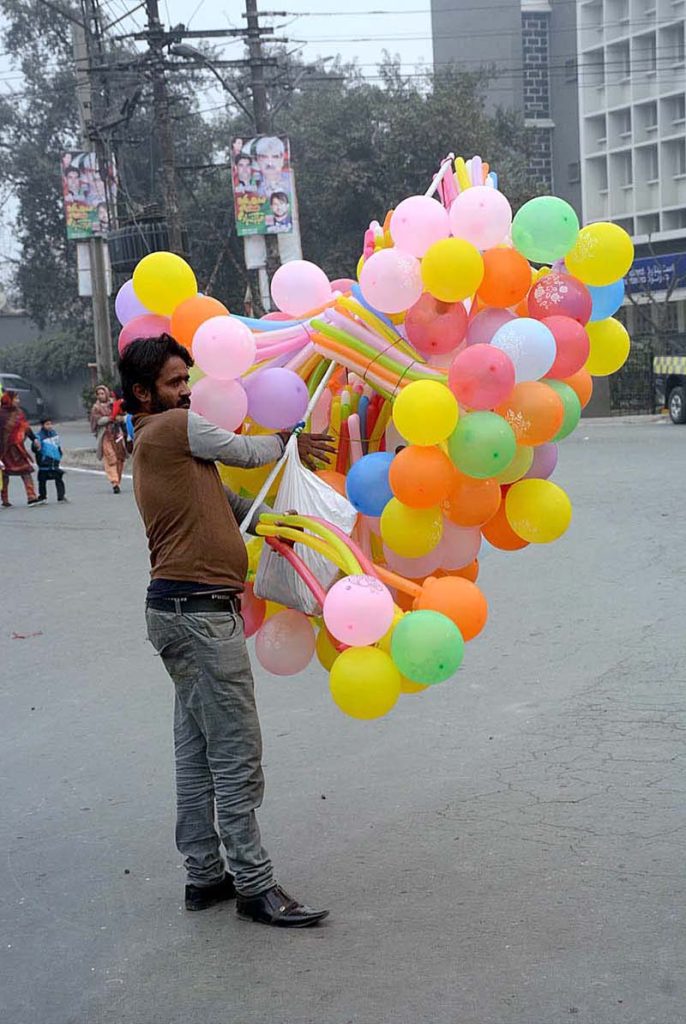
[565, 58, 578, 83]
[646, 145, 659, 180]
[568, 161, 581, 183]
[618, 108, 632, 139]
[645, 33, 657, 74]
[674, 23, 686, 65]
[673, 95, 686, 126]
[645, 101, 658, 131]
[676, 140, 686, 176]
[619, 151, 633, 186]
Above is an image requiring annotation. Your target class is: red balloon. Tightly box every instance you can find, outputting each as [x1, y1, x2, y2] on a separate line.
[448, 344, 516, 411]
[528, 272, 592, 326]
[542, 316, 590, 379]
[405, 292, 468, 356]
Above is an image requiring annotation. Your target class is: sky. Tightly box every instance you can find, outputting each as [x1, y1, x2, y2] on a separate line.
[0, 0, 435, 280]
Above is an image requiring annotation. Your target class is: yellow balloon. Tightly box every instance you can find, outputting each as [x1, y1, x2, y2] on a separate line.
[564, 223, 634, 286]
[316, 627, 340, 671]
[421, 238, 484, 302]
[132, 251, 198, 316]
[356, 253, 365, 281]
[380, 498, 443, 557]
[329, 647, 401, 719]
[393, 380, 459, 446]
[493, 444, 534, 485]
[584, 317, 631, 376]
[505, 479, 572, 544]
[218, 460, 281, 501]
[264, 601, 286, 620]
[245, 537, 263, 580]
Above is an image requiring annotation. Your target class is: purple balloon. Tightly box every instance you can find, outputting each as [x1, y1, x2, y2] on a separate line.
[244, 368, 309, 429]
[466, 307, 515, 346]
[524, 442, 559, 480]
[115, 279, 150, 326]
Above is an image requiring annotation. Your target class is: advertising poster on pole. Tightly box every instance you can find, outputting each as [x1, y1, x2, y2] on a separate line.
[60, 151, 116, 240]
[230, 135, 295, 237]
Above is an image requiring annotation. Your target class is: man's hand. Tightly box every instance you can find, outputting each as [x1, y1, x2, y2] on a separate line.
[295, 432, 336, 471]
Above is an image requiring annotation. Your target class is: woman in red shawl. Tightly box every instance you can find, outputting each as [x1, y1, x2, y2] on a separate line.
[0, 390, 41, 506]
[90, 384, 127, 493]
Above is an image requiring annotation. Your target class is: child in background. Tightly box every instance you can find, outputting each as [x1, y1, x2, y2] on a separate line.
[36, 418, 66, 502]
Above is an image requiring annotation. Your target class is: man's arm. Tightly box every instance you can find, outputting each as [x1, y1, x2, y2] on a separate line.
[188, 411, 284, 469]
[224, 487, 269, 535]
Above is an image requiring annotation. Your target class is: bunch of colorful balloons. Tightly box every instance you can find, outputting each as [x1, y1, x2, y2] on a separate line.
[116, 151, 633, 720]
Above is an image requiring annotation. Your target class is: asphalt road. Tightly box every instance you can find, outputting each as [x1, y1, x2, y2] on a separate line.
[1, 418, 685, 1024]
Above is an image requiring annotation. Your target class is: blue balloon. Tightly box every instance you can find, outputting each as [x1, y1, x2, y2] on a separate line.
[345, 452, 394, 517]
[588, 279, 625, 322]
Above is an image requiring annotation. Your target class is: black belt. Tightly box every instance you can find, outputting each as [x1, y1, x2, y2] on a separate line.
[147, 593, 241, 614]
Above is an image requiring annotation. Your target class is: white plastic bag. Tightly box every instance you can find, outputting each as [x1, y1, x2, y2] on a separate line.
[254, 446, 357, 615]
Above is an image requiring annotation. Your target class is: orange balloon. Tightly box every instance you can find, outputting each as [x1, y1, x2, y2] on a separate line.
[416, 575, 488, 641]
[444, 471, 501, 527]
[395, 587, 417, 612]
[562, 368, 593, 409]
[170, 295, 229, 349]
[482, 497, 529, 551]
[436, 559, 479, 583]
[389, 445, 456, 509]
[317, 469, 348, 496]
[477, 248, 532, 309]
[496, 381, 564, 446]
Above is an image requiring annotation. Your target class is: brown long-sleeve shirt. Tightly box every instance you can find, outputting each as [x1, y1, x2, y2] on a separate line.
[132, 409, 284, 591]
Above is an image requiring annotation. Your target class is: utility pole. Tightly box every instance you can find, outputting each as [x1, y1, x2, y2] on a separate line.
[245, 0, 281, 296]
[72, 16, 114, 382]
[145, 0, 184, 255]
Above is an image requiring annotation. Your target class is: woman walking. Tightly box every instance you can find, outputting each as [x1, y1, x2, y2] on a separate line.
[90, 384, 127, 493]
[0, 390, 41, 507]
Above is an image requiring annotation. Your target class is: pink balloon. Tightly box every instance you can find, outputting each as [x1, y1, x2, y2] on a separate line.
[243, 367, 308, 430]
[118, 314, 171, 356]
[390, 195, 450, 258]
[192, 316, 256, 380]
[466, 307, 515, 346]
[541, 316, 590, 379]
[383, 543, 443, 580]
[311, 388, 332, 434]
[330, 277, 356, 293]
[323, 574, 395, 647]
[255, 610, 315, 676]
[241, 582, 266, 639]
[528, 272, 592, 326]
[190, 376, 248, 431]
[448, 187, 512, 250]
[524, 442, 559, 480]
[271, 260, 331, 317]
[437, 521, 482, 570]
[359, 248, 423, 314]
[262, 311, 292, 321]
[448, 344, 516, 410]
[115, 279, 150, 326]
[405, 293, 468, 356]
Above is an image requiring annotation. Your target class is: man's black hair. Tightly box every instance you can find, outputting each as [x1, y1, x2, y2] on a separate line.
[270, 191, 289, 205]
[234, 152, 252, 165]
[119, 333, 193, 413]
[40, 417, 52, 426]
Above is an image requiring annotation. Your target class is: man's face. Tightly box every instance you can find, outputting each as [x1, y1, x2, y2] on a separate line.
[257, 143, 284, 182]
[138, 356, 191, 414]
[237, 158, 252, 184]
[66, 170, 80, 193]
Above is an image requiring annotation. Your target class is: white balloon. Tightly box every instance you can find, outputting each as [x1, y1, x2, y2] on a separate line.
[490, 318, 556, 382]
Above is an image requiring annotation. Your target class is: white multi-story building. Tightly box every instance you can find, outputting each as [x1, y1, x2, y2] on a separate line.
[578, 0, 685, 239]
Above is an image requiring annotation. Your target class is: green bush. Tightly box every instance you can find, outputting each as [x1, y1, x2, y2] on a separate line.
[0, 331, 95, 381]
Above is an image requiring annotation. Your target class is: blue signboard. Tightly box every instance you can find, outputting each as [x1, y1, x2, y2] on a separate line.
[625, 252, 686, 294]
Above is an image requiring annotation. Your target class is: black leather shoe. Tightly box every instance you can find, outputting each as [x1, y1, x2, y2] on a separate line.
[236, 884, 329, 928]
[185, 872, 236, 911]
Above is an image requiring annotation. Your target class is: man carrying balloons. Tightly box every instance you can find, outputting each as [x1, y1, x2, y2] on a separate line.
[119, 333, 335, 928]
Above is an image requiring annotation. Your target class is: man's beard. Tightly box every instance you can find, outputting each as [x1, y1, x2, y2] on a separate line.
[150, 389, 191, 413]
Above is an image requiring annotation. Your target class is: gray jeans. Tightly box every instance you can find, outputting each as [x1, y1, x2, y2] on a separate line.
[146, 606, 274, 896]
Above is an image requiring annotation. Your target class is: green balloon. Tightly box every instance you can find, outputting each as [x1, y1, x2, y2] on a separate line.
[448, 411, 516, 479]
[512, 196, 580, 265]
[391, 610, 464, 685]
[547, 380, 581, 440]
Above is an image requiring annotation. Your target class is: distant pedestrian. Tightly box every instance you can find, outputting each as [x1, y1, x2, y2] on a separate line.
[0, 390, 42, 507]
[90, 384, 127, 493]
[36, 418, 66, 502]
